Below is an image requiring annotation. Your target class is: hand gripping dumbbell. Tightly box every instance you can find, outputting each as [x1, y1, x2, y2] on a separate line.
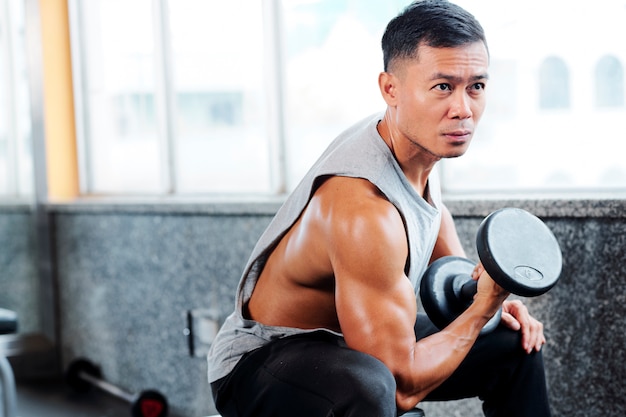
[420, 208, 562, 333]
[66, 358, 169, 417]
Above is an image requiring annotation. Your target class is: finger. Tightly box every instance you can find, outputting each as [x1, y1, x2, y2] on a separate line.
[503, 300, 547, 353]
[532, 320, 546, 352]
[520, 320, 534, 353]
[472, 263, 484, 280]
[518, 315, 535, 353]
[523, 318, 546, 353]
[503, 311, 541, 353]
[500, 311, 521, 331]
[504, 300, 534, 352]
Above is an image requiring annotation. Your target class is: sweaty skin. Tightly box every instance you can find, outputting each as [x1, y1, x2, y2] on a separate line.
[246, 42, 545, 412]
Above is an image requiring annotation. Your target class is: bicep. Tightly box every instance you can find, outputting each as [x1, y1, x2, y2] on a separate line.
[330, 200, 417, 376]
[336, 266, 418, 368]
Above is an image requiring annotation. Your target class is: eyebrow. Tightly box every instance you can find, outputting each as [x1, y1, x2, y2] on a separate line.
[430, 73, 490, 83]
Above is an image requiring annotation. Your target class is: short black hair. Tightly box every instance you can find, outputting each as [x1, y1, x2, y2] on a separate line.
[382, 0, 487, 71]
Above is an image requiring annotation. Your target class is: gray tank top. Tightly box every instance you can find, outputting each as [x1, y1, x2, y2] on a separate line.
[207, 113, 442, 382]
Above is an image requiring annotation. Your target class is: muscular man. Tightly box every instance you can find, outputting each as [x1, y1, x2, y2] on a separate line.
[208, 1, 551, 416]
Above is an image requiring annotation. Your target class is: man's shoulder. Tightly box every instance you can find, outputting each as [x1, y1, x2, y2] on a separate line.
[313, 176, 392, 210]
[309, 176, 404, 239]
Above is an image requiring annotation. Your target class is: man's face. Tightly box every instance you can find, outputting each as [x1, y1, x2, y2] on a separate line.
[391, 41, 489, 160]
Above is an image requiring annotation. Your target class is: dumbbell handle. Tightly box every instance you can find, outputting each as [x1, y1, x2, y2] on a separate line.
[78, 370, 135, 403]
[452, 273, 502, 333]
[451, 274, 478, 302]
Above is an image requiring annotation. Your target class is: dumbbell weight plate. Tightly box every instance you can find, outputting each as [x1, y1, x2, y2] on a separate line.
[420, 256, 501, 334]
[476, 208, 562, 297]
[131, 389, 169, 417]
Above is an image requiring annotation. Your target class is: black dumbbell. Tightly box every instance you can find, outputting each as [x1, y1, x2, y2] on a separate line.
[420, 208, 562, 333]
[66, 358, 168, 417]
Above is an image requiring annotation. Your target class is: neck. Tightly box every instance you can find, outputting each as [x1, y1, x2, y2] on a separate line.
[377, 110, 436, 196]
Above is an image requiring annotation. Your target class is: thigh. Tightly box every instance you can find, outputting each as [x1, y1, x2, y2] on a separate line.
[429, 325, 551, 416]
[427, 326, 524, 401]
[213, 331, 397, 417]
[414, 313, 522, 400]
[414, 313, 551, 416]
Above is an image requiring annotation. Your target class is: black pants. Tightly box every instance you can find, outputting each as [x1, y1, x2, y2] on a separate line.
[211, 314, 551, 417]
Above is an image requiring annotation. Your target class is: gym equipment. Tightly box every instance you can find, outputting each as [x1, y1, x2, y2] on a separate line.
[66, 358, 168, 417]
[0, 308, 17, 334]
[420, 207, 562, 333]
[0, 308, 18, 417]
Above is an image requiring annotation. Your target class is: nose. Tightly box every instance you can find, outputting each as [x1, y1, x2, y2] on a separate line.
[448, 91, 472, 120]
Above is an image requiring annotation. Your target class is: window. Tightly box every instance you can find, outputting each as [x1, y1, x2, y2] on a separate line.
[70, 0, 626, 196]
[539, 56, 570, 110]
[0, 0, 32, 197]
[71, 0, 162, 193]
[441, 0, 626, 193]
[281, 0, 407, 190]
[595, 55, 624, 108]
[70, 0, 405, 195]
[71, 0, 272, 194]
[168, 0, 270, 194]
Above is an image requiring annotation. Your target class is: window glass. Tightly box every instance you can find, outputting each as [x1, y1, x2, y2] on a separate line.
[73, 0, 626, 196]
[441, 0, 626, 193]
[595, 55, 624, 108]
[168, 0, 269, 193]
[77, 0, 163, 193]
[0, 25, 10, 194]
[539, 56, 570, 110]
[0, 0, 32, 197]
[281, 0, 406, 190]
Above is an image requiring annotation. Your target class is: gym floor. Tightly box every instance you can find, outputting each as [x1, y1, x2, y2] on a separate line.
[15, 378, 135, 417]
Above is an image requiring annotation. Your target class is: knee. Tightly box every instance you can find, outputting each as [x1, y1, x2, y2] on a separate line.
[483, 326, 528, 361]
[495, 327, 547, 373]
[481, 328, 549, 397]
[335, 350, 397, 414]
[353, 356, 396, 401]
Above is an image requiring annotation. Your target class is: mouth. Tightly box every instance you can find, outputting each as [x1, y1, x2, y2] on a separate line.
[443, 129, 473, 144]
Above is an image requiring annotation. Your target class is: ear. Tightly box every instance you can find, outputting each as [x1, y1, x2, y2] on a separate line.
[378, 71, 399, 106]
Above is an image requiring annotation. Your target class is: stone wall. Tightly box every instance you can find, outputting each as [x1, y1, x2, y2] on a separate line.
[1, 199, 624, 416]
[0, 204, 39, 333]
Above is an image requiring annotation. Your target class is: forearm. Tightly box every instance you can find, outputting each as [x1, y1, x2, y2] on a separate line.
[395, 297, 500, 410]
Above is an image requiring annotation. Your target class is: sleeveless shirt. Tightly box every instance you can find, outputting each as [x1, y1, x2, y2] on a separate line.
[207, 113, 443, 382]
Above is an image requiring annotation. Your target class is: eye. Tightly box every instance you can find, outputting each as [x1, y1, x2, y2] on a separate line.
[434, 83, 452, 91]
[470, 82, 486, 91]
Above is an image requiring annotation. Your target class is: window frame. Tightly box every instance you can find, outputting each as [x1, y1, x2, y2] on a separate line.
[0, 0, 32, 198]
[69, 0, 289, 196]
